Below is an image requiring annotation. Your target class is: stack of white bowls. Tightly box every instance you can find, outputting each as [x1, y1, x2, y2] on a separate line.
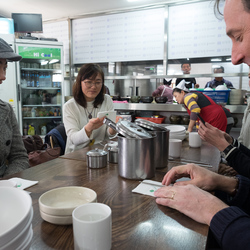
[165, 125, 186, 140]
[39, 186, 97, 225]
[229, 89, 246, 105]
[0, 187, 33, 250]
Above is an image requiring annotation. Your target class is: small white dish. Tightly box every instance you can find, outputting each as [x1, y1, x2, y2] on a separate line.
[39, 186, 97, 216]
[40, 210, 72, 225]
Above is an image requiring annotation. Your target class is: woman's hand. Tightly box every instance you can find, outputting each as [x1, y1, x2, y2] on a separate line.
[198, 122, 231, 151]
[155, 184, 228, 225]
[85, 117, 105, 137]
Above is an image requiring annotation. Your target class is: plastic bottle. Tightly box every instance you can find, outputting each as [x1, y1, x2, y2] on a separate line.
[31, 107, 36, 117]
[28, 125, 35, 136]
[56, 90, 61, 104]
[41, 125, 47, 135]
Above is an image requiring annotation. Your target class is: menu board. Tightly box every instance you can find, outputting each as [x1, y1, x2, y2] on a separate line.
[72, 8, 165, 64]
[42, 21, 69, 64]
[168, 1, 232, 59]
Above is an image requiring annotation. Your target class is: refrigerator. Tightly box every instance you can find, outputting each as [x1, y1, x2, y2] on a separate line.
[15, 39, 64, 136]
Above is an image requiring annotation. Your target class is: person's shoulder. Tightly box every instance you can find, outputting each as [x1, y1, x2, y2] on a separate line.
[64, 98, 78, 109]
[0, 99, 11, 110]
[104, 94, 112, 102]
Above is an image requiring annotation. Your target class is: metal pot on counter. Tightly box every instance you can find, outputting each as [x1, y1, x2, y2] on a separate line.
[135, 119, 169, 169]
[103, 118, 156, 180]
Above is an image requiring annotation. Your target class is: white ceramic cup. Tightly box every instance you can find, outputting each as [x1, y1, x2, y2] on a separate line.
[72, 203, 112, 250]
[169, 139, 182, 158]
[189, 132, 202, 148]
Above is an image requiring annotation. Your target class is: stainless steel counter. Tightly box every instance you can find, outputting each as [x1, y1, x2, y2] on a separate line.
[113, 103, 246, 114]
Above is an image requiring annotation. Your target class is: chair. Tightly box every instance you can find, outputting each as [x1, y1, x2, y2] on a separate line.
[45, 123, 67, 155]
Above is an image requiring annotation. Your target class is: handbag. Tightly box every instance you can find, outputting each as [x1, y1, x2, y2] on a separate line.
[22, 135, 44, 153]
[28, 143, 61, 167]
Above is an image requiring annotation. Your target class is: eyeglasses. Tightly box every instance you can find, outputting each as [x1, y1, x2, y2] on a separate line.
[82, 80, 103, 88]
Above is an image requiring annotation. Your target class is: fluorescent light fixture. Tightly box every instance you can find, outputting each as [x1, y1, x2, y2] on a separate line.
[211, 58, 222, 62]
[49, 59, 59, 64]
[226, 58, 232, 61]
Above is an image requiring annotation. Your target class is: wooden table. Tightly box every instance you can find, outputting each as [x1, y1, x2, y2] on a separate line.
[6, 140, 220, 250]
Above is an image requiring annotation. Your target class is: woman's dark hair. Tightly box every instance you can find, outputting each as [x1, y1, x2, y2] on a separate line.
[73, 63, 105, 108]
[172, 88, 189, 94]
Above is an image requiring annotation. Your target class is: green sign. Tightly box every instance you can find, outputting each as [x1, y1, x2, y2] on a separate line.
[18, 46, 61, 60]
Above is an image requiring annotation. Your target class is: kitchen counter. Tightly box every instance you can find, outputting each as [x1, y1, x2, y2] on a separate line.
[113, 103, 246, 114]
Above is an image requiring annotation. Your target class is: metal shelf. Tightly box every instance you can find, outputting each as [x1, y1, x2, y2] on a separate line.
[113, 103, 246, 113]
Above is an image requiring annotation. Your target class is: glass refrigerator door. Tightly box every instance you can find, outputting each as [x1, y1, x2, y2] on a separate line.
[16, 45, 63, 136]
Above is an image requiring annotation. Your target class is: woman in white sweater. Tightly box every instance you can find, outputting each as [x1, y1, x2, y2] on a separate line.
[63, 64, 116, 154]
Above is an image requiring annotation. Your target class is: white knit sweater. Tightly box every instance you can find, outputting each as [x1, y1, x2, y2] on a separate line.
[63, 94, 114, 154]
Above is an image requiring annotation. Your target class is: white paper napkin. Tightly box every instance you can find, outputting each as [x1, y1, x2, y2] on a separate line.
[9, 177, 38, 190]
[132, 180, 164, 197]
[132, 178, 191, 197]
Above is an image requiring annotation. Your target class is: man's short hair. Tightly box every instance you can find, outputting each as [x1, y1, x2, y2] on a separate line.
[181, 63, 191, 67]
[214, 66, 224, 73]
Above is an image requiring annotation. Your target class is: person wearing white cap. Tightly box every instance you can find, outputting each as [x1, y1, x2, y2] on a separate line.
[152, 78, 173, 103]
[172, 79, 233, 133]
[0, 38, 29, 177]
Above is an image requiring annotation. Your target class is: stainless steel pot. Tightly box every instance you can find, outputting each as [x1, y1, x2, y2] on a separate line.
[135, 119, 169, 169]
[103, 118, 156, 179]
[118, 135, 156, 180]
[86, 148, 107, 168]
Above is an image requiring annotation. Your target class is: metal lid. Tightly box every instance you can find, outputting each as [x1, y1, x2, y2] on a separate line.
[103, 117, 152, 139]
[87, 148, 108, 156]
[116, 120, 153, 139]
[135, 119, 168, 132]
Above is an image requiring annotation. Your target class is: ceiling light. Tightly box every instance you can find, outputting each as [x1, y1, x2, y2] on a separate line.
[226, 58, 231, 61]
[211, 58, 222, 62]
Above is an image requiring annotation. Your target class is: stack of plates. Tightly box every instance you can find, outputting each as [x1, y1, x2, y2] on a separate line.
[165, 125, 186, 140]
[0, 187, 33, 250]
[229, 89, 246, 105]
[39, 186, 97, 225]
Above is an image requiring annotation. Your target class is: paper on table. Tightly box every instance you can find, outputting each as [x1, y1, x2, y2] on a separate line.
[132, 180, 164, 197]
[132, 178, 191, 197]
[9, 177, 38, 190]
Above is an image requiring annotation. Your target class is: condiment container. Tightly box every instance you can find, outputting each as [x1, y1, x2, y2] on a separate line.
[86, 148, 107, 169]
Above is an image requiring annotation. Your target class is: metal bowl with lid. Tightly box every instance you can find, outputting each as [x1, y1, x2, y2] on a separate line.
[86, 148, 108, 169]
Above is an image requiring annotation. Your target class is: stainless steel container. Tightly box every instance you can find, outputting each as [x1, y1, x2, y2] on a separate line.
[108, 147, 118, 164]
[135, 119, 169, 169]
[86, 149, 108, 169]
[118, 135, 156, 180]
[103, 118, 155, 179]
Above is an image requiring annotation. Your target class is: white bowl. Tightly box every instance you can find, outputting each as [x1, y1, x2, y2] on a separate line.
[40, 210, 72, 225]
[0, 180, 17, 188]
[0, 187, 32, 248]
[169, 133, 186, 141]
[215, 85, 228, 90]
[39, 186, 97, 216]
[165, 125, 186, 133]
[3, 208, 33, 250]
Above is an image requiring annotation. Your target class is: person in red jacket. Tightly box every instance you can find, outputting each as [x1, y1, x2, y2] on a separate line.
[172, 79, 233, 133]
